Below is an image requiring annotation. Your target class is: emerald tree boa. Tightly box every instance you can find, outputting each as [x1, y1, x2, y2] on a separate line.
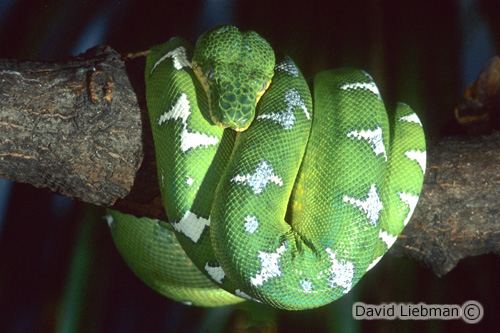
[106, 25, 426, 310]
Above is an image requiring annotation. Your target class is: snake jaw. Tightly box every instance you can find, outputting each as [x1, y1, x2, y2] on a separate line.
[192, 62, 229, 129]
[192, 61, 266, 132]
[192, 62, 212, 105]
[193, 62, 233, 130]
[228, 80, 272, 132]
[257, 79, 272, 99]
[191, 25, 275, 132]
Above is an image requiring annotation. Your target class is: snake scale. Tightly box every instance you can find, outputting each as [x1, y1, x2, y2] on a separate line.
[105, 25, 426, 310]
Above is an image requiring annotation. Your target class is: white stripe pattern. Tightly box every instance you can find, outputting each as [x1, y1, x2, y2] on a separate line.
[346, 126, 387, 161]
[343, 185, 383, 227]
[250, 243, 287, 286]
[150, 46, 191, 74]
[399, 113, 423, 126]
[204, 263, 225, 284]
[171, 210, 210, 243]
[398, 192, 420, 226]
[340, 81, 381, 99]
[379, 230, 398, 248]
[232, 160, 283, 195]
[404, 150, 426, 174]
[157, 93, 219, 152]
[257, 89, 309, 129]
[326, 249, 355, 293]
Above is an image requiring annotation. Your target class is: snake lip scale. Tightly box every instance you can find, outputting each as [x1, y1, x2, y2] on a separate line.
[107, 25, 426, 310]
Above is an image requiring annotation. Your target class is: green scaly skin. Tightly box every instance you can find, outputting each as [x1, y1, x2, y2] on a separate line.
[192, 26, 275, 131]
[107, 25, 426, 310]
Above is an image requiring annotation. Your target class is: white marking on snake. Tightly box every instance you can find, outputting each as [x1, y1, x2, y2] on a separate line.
[398, 192, 420, 226]
[204, 263, 225, 284]
[325, 249, 355, 293]
[257, 88, 309, 128]
[172, 210, 210, 243]
[160, 169, 165, 189]
[180, 129, 219, 152]
[186, 176, 194, 186]
[399, 113, 422, 126]
[361, 70, 375, 80]
[274, 59, 299, 77]
[285, 89, 310, 119]
[405, 150, 426, 174]
[150, 46, 191, 73]
[158, 93, 191, 125]
[343, 184, 382, 226]
[232, 159, 283, 195]
[235, 289, 261, 302]
[215, 26, 232, 34]
[340, 81, 381, 99]
[244, 215, 259, 234]
[157, 93, 219, 152]
[300, 280, 313, 293]
[250, 243, 287, 286]
[346, 125, 387, 161]
[379, 230, 398, 248]
[366, 255, 383, 271]
[103, 214, 115, 228]
[257, 109, 296, 129]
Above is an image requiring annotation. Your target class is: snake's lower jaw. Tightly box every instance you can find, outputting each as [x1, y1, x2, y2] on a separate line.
[211, 117, 250, 132]
[234, 124, 250, 132]
[210, 113, 252, 132]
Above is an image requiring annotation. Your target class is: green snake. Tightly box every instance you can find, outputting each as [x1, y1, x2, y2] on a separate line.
[106, 25, 426, 310]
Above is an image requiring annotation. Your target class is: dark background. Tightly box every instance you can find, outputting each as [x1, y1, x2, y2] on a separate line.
[0, 0, 499, 332]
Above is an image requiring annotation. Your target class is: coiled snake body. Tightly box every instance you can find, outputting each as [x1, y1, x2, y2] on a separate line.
[106, 26, 426, 310]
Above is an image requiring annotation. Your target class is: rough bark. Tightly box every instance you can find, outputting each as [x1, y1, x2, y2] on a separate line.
[0, 46, 143, 206]
[389, 133, 500, 276]
[1, 45, 499, 276]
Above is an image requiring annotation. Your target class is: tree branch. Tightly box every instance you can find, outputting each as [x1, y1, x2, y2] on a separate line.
[0, 46, 165, 219]
[1, 46, 499, 276]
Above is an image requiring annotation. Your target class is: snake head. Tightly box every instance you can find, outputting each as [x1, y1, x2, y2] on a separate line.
[192, 25, 275, 131]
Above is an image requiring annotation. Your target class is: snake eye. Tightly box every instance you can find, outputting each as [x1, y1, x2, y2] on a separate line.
[206, 67, 214, 82]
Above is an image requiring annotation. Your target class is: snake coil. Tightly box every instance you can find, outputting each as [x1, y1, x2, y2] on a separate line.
[106, 25, 426, 310]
